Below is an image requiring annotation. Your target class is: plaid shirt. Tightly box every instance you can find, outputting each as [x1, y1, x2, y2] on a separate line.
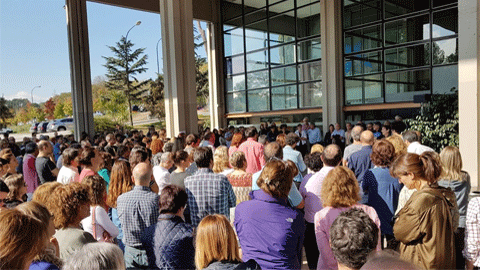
[464, 197, 480, 266]
[117, 186, 159, 248]
[185, 168, 236, 227]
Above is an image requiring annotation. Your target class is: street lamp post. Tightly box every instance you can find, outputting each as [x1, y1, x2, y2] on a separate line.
[156, 37, 162, 74]
[124, 21, 141, 127]
[31, 85, 41, 104]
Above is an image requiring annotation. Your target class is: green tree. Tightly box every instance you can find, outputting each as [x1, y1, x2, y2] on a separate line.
[103, 36, 149, 126]
[194, 22, 209, 106]
[100, 90, 129, 123]
[54, 102, 65, 119]
[0, 97, 14, 128]
[144, 74, 165, 119]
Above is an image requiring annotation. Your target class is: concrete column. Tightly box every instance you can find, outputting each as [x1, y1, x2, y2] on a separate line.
[320, 0, 344, 134]
[65, 0, 94, 140]
[459, 0, 480, 187]
[160, 0, 198, 138]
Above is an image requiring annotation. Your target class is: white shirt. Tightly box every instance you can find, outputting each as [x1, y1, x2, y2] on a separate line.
[153, 165, 171, 193]
[81, 206, 119, 241]
[407, 141, 435, 154]
[56, 165, 79, 184]
[295, 130, 307, 146]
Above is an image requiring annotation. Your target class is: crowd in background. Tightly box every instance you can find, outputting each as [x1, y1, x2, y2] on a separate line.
[0, 115, 478, 270]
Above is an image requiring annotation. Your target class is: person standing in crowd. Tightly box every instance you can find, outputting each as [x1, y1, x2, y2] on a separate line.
[267, 124, 279, 142]
[308, 122, 322, 148]
[228, 132, 244, 157]
[3, 174, 28, 207]
[238, 127, 265, 174]
[212, 146, 234, 175]
[331, 123, 346, 144]
[235, 159, 305, 270]
[347, 130, 374, 193]
[283, 133, 306, 189]
[78, 147, 100, 182]
[345, 122, 353, 146]
[295, 124, 308, 156]
[142, 185, 195, 269]
[323, 124, 334, 146]
[0, 149, 19, 177]
[343, 125, 364, 166]
[153, 152, 173, 192]
[117, 162, 159, 268]
[184, 147, 236, 226]
[403, 130, 435, 154]
[63, 242, 126, 270]
[438, 146, 471, 269]
[465, 196, 480, 270]
[224, 126, 235, 148]
[391, 152, 458, 269]
[330, 208, 379, 270]
[170, 150, 191, 189]
[0, 180, 9, 210]
[35, 140, 59, 184]
[373, 122, 383, 139]
[315, 166, 381, 270]
[362, 140, 401, 247]
[227, 151, 253, 205]
[97, 152, 113, 190]
[56, 148, 80, 184]
[382, 123, 392, 138]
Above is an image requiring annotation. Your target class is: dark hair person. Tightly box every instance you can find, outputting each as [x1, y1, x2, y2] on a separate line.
[391, 151, 458, 269]
[170, 150, 191, 189]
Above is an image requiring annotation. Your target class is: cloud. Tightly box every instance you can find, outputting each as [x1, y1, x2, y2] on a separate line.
[4, 91, 48, 103]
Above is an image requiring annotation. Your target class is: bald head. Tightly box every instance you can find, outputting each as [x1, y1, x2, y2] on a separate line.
[132, 162, 152, 186]
[351, 126, 363, 142]
[321, 144, 342, 167]
[360, 131, 375, 145]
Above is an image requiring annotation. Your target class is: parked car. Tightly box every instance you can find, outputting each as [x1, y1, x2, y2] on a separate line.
[29, 122, 40, 133]
[47, 118, 74, 132]
[38, 121, 49, 133]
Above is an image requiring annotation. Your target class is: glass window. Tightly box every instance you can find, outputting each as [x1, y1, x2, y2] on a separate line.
[269, 0, 294, 14]
[432, 0, 457, 8]
[298, 61, 321, 81]
[298, 0, 319, 8]
[245, 9, 267, 25]
[272, 85, 298, 110]
[343, 0, 382, 29]
[298, 38, 321, 61]
[226, 74, 246, 92]
[271, 66, 297, 86]
[270, 43, 295, 66]
[245, 20, 268, 52]
[432, 38, 458, 65]
[247, 70, 269, 89]
[222, 1, 243, 21]
[345, 78, 363, 105]
[224, 27, 244, 56]
[432, 65, 458, 94]
[224, 17, 243, 29]
[384, 1, 429, 19]
[385, 69, 431, 102]
[297, 3, 321, 39]
[269, 0, 284, 6]
[299, 81, 322, 107]
[244, 0, 267, 10]
[385, 43, 430, 71]
[227, 92, 246, 112]
[433, 8, 458, 38]
[269, 11, 295, 46]
[225, 55, 245, 74]
[246, 50, 268, 71]
[364, 74, 383, 104]
[385, 15, 430, 46]
[248, 89, 270, 111]
[345, 51, 382, 77]
[344, 24, 382, 53]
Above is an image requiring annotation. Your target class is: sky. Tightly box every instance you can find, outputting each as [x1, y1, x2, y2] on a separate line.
[0, 0, 207, 103]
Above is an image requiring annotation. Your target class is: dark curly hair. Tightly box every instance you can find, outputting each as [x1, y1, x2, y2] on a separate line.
[370, 140, 396, 167]
[304, 152, 323, 172]
[81, 175, 106, 206]
[46, 182, 91, 229]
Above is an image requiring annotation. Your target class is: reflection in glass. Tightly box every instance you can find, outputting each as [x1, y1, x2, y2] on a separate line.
[299, 81, 322, 107]
[385, 69, 431, 102]
[433, 0, 457, 8]
[226, 74, 246, 92]
[364, 74, 383, 104]
[297, 3, 321, 38]
[269, 11, 295, 46]
[343, 0, 381, 28]
[298, 61, 321, 81]
[433, 8, 458, 38]
[248, 89, 270, 111]
[344, 25, 382, 53]
[271, 66, 297, 86]
[269, 0, 294, 14]
[385, 15, 430, 46]
[271, 43, 295, 66]
[384, 0, 429, 19]
[244, 0, 267, 10]
[432, 38, 458, 65]
[246, 50, 268, 71]
[225, 55, 245, 74]
[298, 38, 321, 61]
[385, 43, 430, 71]
[344, 51, 382, 77]
[227, 92, 246, 112]
[222, 1, 242, 21]
[298, 0, 319, 7]
[245, 20, 268, 52]
[247, 70, 269, 89]
[245, 9, 267, 25]
[224, 27, 244, 56]
[345, 79, 363, 105]
[432, 65, 458, 94]
[272, 85, 298, 110]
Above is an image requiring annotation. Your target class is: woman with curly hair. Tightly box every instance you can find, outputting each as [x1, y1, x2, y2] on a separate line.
[315, 166, 381, 270]
[106, 160, 133, 251]
[150, 138, 164, 156]
[46, 182, 96, 260]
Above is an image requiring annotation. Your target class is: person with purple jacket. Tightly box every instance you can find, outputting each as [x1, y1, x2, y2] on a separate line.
[235, 159, 305, 270]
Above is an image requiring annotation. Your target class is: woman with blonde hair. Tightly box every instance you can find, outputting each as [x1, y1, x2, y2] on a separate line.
[385, 134, 407, 156]
[438, 146, 470, 269]
[212, 146, 233, 175]
[32, 181, 62, 206]
[227, 151, 252, 205]
[195, 214, 259, 270]
[3, 173, 27, 207]
[276, 133, 286, 148]
[315, 166, 381, 270]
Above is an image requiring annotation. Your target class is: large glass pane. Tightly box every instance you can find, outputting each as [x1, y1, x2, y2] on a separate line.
[269, 0, 294, 14]
[245, 9, 267, 25]
[432, 65, 458, 94]
[433, 8, 458, 38]
[385, 43, 430, 71]
[299, 81, 322, 107]
[343, 0, 382, 29]
[247, 70, 269, 89]
[432, 0, 457, 8]
[224, 27, 244, 56]
[344, 25, 382, 53]
[385, 15, 430, 46]
[297, 3, 321, 38]
[298, 38, 321, 61]
[345, 78, 363, 105]
[225, 55, 245, 74]
[271, 66, 297, 86]
[385, 1, 429, 19]
[224, 17, 243, 29]
[226, 74, 246, 92]
[272, 85, 297, 110]
[298, 0, 320, 7]
[222, 1, 243, 21]
[433, 38, 458, 65]
[245, 20, 268, 52]
[226, 92, 246, 112]
[244, 0, 267, 10]
[298, 61, 321, 81]
[385, 69, 431, 102]
[344, 51, 382, 77]
[246, 50, 268, 71]
[269, 11, 295, 46]
[364, 74, 383, 104]
[270, 43, 295, 66]
[248, 89, 270, 111]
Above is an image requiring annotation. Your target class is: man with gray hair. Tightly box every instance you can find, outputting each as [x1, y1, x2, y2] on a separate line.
[63, 242, 125, 270]
[343, 125, 364, 166]
[153, 152, 173, 193]
[403, 130, 434, 154]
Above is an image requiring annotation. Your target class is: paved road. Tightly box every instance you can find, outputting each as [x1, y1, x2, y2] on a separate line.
[9, 130, 73, 142]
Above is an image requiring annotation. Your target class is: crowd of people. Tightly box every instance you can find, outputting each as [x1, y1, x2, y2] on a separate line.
[0, 116, 478, 270]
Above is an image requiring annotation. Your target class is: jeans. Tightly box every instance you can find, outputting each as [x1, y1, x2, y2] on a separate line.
[124, 246, 148, 269]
